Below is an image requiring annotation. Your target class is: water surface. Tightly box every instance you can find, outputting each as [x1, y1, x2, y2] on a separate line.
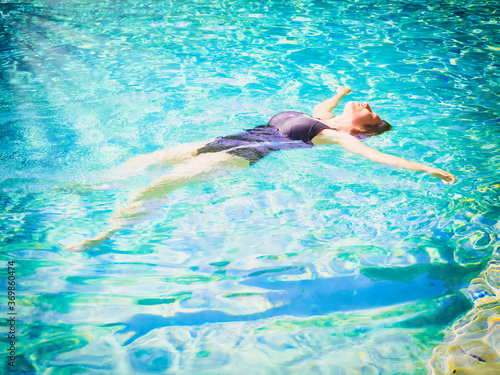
[1, 0, 499, 373]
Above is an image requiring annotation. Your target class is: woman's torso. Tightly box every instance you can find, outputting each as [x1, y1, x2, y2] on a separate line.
[196, 111, 335, 164]
[267, 111, 332, 143]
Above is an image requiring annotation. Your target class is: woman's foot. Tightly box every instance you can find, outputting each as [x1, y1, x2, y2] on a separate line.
[65, 228, 117, 252]
[65, 237, 106, 252]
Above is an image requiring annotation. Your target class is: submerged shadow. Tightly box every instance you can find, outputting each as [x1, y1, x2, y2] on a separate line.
[114, 261, 483, 346]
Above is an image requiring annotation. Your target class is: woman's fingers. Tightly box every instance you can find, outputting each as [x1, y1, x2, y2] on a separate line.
[447, 172, 456, 184]
[430, 169, 456, 184]
[440, 171, 456, 184]
[336, 86, 351, 96]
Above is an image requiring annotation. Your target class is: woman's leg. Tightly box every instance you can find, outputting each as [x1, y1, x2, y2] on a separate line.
[106, 140, 210, 180]
[66, 152, 250, 252]
[57, 141, 211, 193]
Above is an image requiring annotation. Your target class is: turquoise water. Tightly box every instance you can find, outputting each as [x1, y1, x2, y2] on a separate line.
[1, 0, 499, 373]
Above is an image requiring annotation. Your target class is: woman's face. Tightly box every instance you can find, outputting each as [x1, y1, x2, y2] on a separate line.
[343, 101, 382, 128]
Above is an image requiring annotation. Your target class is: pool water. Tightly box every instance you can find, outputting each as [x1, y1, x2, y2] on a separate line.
[1, 0, 499, 373]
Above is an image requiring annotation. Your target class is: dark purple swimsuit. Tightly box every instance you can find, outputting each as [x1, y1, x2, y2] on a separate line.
[195, 112, 331, 164]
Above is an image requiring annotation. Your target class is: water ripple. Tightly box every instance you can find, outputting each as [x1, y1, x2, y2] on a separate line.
[1, 0, 499, 373]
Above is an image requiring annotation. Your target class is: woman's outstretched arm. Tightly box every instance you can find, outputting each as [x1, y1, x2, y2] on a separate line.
[312, 86, 352, 120]
[316, 129, 456, 184]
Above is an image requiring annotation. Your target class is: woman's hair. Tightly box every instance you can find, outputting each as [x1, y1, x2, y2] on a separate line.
[356, 120, 392, 139]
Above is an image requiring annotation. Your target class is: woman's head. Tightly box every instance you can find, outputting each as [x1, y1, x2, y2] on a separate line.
[342, 101, 392, 137]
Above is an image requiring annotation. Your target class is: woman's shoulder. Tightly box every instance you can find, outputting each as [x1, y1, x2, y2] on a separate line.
[312, 127, 357, 146]
[302, 113, 336, 126]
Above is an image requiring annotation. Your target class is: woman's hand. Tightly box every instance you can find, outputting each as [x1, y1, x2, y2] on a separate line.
[336, 85, 351, 97]
[427, 167, 456, 184]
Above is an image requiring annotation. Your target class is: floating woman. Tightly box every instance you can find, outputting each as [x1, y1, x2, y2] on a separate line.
[66, 86, 455, 252]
